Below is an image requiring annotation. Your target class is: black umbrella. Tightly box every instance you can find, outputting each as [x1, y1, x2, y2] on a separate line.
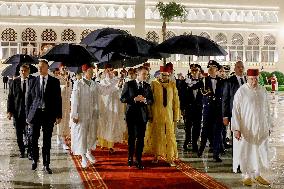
[80, 28, 129, 47]
[154, 35, 228, 56]
[3, 54, 39, 65]
[41, 43, 97, 67]
[1, 64, 38, 76]
[49, 62, 81, 73]
[93, 34, 154, 57]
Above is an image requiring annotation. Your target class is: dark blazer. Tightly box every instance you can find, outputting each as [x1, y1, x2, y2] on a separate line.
[26, 75, 62, 124]
[120, 80, 154, 123]
[202, 76, 224, 112]
[7, 76, 35, 119]
[179, 78, 204, 112]
[222, 75, 246, 119]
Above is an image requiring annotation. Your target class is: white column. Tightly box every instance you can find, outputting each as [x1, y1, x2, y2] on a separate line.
[276, 2, 284, 72]
[134, 0, 145, 38]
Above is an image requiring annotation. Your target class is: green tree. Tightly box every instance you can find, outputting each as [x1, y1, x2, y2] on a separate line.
[156, 1, 187, 64]
[271, 71, 284, 85]
[260, 71, 271, 85]
[258, 73, 265, 86]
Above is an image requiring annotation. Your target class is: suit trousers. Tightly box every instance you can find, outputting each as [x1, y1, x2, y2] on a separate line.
[126, 118, 147, 163]
[30, 109, 54, 166]
[13, 115, 26, 154]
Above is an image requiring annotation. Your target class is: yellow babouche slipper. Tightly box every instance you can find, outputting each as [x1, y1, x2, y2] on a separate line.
[255, 176, 270, 186]
[243, 178, 253, 186]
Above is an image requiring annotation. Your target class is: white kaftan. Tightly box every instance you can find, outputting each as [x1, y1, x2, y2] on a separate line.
[231, 83, 271, 173]
[70, 79, 98, 156]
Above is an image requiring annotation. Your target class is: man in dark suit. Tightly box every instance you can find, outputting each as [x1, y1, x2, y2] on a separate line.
[7, 64, 34, 158]
[120, 66, 154, 170]
[3, 76, 9, 89]
[26, 60, 62, 174]
[198, 60, 224, 162]
[180, 64, 204, 152]
[222, 61, 245, 172]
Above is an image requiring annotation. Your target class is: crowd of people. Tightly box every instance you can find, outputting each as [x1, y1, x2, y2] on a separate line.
[5, 59, 272, 187]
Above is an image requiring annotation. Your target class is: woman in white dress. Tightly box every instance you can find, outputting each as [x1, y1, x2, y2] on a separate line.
[70, 64, 98, 168]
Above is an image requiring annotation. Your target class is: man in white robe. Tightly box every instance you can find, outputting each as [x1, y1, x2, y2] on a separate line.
[70, 64, 98, 168]
[231, 69, 271, 187]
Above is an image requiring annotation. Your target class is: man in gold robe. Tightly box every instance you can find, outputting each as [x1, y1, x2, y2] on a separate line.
[144, 65, 180, 166]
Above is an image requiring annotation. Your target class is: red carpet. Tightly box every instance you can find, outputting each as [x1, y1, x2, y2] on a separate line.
[68, 142, 228, 189]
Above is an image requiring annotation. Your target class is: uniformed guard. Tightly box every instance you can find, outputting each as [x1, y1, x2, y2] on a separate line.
[180, 64, 204, 152]
[198, 60, 224, 162]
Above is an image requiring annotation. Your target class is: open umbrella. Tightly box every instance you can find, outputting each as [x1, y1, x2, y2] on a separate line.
[3, 54, 39, 65]
[80, 28, 128, 47]
[92, 34, 154, 57]
[1, 64, 38, 76]
[154, 35, 227, 56]
[49, 62, 82, 73]
[41, 43, 97, 67]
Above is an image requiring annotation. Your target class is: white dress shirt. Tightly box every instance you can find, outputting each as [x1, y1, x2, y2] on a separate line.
[40, 75, 48, 92]
[211, 77, 217, 94]
[21, 77, 29, 98]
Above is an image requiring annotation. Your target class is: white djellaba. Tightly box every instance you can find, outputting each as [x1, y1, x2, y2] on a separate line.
[231, 82, 271, 180]
[69, 78, 99, 168]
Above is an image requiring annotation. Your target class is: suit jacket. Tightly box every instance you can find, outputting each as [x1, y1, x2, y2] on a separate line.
[120, 80, 154, 123]
[26, 75, 62, 124]
[222, 75, 246, 119]
[179, 78, 204, 112]
[7, 76, 35, 119]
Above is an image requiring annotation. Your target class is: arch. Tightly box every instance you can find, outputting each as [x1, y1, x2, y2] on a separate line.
[69, 5, 78, 17]
[126, 7, 134, 18]
[165, 31, 175, 40]
[19, 4, 29, 16]
[107, 6, 115, 17]
[59, 5, 68, 17]
[116, 6, 126, 18]
[1, 28, 17, 41]
[200, 32, 211, 39]
[264, 34, 276, 45]
[222, 11, 230, 21]
[22, 28, 37, 41]
[245, 11, 253, 22]
[81, 29, 92, 40]
[231, 33, 243, 45]
[10, 4, 19, 16]
[50, 5, 59, 16]
[197, 9, 205, 20]
[145, 8, 152, 19]
[97, 6, 107, 17]
[213, 10, 222, 21]
[61, 29, 76, 42]
[88, 6, 97, 17]
[146, 31, 159, 43]
[79, 5, 88, 17]
[0, 3, 9, 16]
[248, 33, 259, 45]
[41, 29, 57, 41]
[30, 4, 38, 16]
[237, 11, 245, 22]
[204, 9, 213, 21]
[153, 9, 160, 19]
[187, 9, 197, 20]
[230, 11, 237, 22]
[40, 4, 49, 16]
[215, 33, 227, 44]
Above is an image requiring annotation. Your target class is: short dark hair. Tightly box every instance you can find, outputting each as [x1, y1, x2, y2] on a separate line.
[20, 63, 30, 70]
[137, 66, 148, 73]
[39, 59, 49, 66]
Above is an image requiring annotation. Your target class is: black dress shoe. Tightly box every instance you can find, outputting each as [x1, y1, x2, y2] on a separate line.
[127, 159, 133, 167]
[135, 163, 144, 170]
[213, 156, 222, 162]
[32, 161, 37, 170]
[43, 166, 53, 174]
[28, 154, 33, 160]
[237, 165, 242, 173]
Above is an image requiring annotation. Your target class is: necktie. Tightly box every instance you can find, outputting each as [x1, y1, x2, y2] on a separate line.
[138, 82, 143, 95]
[23, 79, 26, 96]
[240, 78, 244, 85]
[40, 77, 45, 108]
[163, 87, 167, 107]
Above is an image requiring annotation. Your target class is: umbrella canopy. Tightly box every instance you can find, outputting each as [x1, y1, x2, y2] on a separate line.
[154, 35, 228, 56]
[3, 54, 39, 65]
[80, 28, 129, 47]
[1, 64, 38, 77]
[41, 43, 97, 67]
[94, 49, 147, 69]
[93, 34, 154, 57]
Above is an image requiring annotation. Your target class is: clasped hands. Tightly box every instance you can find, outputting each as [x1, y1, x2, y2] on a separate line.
[134, 95, 146, 103]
